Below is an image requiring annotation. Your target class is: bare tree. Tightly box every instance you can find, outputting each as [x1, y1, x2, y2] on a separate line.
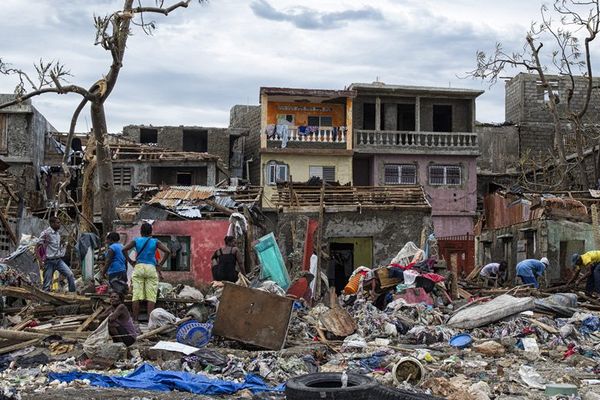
[469, 0, 600, 189]
[0, 0, 203, 231]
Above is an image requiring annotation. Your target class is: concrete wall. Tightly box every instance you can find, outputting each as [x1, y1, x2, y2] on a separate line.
[116, 219, 230, 285]
[277, 208, 431, 271]
[475, 124, 520, 173]
[122, 125, 231, 167]
[371, 153, 477, 237]
[352, 94, 473, 132]
[230, 105, 261, 184]
[261, 153, 353, 208]
[0, 94, 55, 192]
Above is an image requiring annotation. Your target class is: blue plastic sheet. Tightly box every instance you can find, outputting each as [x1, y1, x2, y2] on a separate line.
[48, 363, 284, 395]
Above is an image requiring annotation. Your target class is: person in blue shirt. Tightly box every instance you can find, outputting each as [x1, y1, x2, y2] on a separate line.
[123, 222, 171, 321]
[101, 232, 128, 294]
[516, 257, 549, 289]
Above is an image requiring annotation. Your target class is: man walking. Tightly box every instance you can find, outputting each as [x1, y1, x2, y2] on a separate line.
[37, 216, 76, 292]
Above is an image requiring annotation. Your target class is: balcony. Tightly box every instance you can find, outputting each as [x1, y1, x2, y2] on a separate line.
[354, 130, 479, 155]
[265, 126, 348, 150]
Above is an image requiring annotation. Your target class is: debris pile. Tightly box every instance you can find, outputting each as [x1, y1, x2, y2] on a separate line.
[2, 239, 600, 400]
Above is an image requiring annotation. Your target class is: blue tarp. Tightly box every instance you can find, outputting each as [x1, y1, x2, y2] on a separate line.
[48, 363, 284, 395]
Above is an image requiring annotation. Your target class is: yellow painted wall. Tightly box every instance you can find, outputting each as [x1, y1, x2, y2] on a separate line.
[266, 101, 346, 126]
[330, 237, 373, 269]
[261, 153, 353, 208]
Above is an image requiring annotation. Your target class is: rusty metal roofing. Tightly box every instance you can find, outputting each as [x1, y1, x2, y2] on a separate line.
[149, 186, 215, 205]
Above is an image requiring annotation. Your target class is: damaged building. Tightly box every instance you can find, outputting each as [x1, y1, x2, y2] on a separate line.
[476, 189, 598, 284]
[122, 124, 248, 182]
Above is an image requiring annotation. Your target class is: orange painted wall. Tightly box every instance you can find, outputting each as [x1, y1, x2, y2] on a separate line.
[266, 101, 346, 126]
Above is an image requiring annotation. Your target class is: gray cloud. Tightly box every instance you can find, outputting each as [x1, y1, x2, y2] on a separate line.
[249, 0, 384, 30]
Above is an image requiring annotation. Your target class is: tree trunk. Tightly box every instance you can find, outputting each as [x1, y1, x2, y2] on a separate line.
[80, 157, 96, 233]
[90, 101, 116, 232]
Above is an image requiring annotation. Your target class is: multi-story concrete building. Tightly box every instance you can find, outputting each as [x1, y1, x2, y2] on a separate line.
[349, 82, 483, 238]
[122, 124, 247, 182]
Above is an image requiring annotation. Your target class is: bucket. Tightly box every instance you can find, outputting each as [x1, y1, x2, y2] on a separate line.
[176, 320, 212, 348]
[392, 357, 425, 385]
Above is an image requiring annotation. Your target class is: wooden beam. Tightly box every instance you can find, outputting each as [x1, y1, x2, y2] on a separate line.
[0, 338, 43, 355]
[315, 182, 326, 300]
[77, 306, 105, 332]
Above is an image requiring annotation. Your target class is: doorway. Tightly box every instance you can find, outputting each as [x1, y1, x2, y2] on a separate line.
[328, 237, 373, 294]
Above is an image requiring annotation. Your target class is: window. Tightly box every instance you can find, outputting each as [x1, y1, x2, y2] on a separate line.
[429, 165, 461, 185]
[113, 167, 132, 186]
[363, 103, 375, 130]
[182, 129, 208, 152]
[307, 116, 333, 127]
[433, 105, 452, 132]
[277, 114, 294, 124]
[140, 128, 158, 144]
[309, 166, 336, 182]
[155, 235, 191, 272]
[384, 164, 416, 185]
[266, 161, 288, 185]
[537, 80, 559, 103]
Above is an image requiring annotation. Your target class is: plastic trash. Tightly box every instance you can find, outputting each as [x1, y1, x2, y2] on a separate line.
[449, 333, 473, 349]
[521, 337, 540, 355]
[518, 365, 546, 389]
[148, 308, 178, 330]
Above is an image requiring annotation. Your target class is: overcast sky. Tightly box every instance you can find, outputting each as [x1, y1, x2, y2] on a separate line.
[0, 0, 553, 132]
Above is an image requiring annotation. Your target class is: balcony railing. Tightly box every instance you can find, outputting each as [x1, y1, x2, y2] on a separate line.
[267, 126, 347, 144]
[355, 130, 478, 151]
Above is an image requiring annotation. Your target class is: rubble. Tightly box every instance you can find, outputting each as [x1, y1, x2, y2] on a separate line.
[2, 235, 600, 400]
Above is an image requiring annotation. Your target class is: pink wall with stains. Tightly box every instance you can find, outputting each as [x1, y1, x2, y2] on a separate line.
[371, 154, 477, 237]
[117, 220, 230, 285]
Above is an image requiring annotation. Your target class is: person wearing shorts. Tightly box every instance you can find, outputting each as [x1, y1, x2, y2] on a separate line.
[122, 222, 170, 321]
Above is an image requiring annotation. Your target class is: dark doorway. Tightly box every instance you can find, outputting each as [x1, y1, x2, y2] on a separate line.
[140, 128, 158, 144]
[433, 105, 452, 132]
[176, 172, 193, 185]
[363, 103, 376, 130]
[353, 157, 372, 186]
[182, 129, 208, 152]
[397, 104, 416, 131]
[329, 243, 354, 294]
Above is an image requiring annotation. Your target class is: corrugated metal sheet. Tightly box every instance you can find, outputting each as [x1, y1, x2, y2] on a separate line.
[150, 186, 215, 203]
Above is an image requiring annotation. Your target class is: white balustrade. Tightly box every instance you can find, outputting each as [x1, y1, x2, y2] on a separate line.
[354, 130, 478, 150]
[267, 126, 346, 143]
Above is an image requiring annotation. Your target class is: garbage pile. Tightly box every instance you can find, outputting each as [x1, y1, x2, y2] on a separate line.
[2, 241, 600, 399]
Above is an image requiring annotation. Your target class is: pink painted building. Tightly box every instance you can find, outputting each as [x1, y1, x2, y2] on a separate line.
[349, 82, 482, 237]
[117, 220, 230, 285]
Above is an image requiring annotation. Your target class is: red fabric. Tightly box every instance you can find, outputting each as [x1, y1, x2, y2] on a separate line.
[420, 273, 445, 283]
[302, 219, 319, 271]
[389, 261, 417, 270]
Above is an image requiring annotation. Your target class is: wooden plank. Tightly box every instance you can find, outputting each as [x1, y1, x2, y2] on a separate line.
[0, 338, 43, 355]
[77, 306, 105, 332]
[315, 182, 325, 300]
[137, 316, 192, 341]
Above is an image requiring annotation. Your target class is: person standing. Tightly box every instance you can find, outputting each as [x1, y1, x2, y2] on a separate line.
[211, 236, 241, 282]
[569, 251, 600, 295]
[37, 216, 76, 292]
[516, 257, 548, 289]
[122, 222, 170, 321]
[101, 232, 128, 294]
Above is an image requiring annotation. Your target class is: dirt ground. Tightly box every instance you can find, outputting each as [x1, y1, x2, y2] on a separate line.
[21, 387, 286, 399]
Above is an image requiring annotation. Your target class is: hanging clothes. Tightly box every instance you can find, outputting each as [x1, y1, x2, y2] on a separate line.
[276, 125, 289, 148]
[265, 124, 276, 138]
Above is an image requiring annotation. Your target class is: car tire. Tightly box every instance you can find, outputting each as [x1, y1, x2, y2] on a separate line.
[285, 372, 377, 400]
